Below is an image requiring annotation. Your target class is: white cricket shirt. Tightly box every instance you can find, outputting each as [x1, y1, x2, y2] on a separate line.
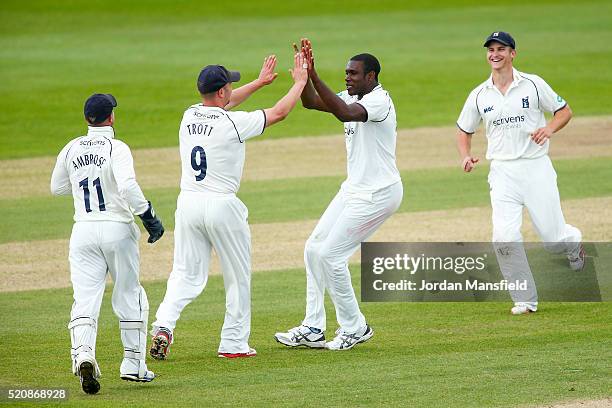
[337, 84, 401, 193]
[457, 68, 567, 161]
[50, 126, 149, 223]
[178, 104, 265, 194]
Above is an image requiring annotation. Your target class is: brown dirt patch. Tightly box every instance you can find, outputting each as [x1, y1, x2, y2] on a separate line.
[1, 116, 611, 199]
[535, 398, 612, 408]
[1, 196, 610, 293]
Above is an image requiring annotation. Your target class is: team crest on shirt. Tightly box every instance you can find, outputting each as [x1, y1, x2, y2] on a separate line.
[522, 96, 529, 108]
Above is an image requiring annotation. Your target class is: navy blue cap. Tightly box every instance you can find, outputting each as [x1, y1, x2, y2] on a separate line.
[197, 65, 241, 94]
[84, 93, 117, 124]
[484, 31, 516, 49]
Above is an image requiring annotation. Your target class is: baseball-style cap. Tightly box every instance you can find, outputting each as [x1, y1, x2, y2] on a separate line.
[84, 93, 117, 124]
[483, 31, 516, 49]
[197, 65, 241, 94]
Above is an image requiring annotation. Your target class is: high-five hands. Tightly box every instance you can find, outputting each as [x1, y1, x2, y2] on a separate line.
[293, 38, 315, 75]
[289, 51, 308, 84]
[257, 55, 279, 86]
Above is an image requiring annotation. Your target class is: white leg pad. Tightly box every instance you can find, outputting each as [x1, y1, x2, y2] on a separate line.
[119, 288, 149, 378]
[68, 316, 98, 376]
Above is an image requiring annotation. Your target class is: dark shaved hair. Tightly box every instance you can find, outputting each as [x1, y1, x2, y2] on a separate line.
[350, 53, 381, 80]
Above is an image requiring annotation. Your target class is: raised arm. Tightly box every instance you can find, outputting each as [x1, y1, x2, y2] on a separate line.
[263, 52, 308, 127]
[226, 55, 278, 110]
[292, 42, 329, 112]
[301, 38, 366, 122]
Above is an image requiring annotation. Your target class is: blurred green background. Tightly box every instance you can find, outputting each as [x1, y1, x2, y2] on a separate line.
[1, 0, 611, 158]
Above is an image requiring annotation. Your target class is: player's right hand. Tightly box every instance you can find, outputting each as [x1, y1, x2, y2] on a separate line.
[139, 201, 165, 243]
[462, 156, 479, 172]
[293, 38, 315, 75]
[301, 38, 315, 73]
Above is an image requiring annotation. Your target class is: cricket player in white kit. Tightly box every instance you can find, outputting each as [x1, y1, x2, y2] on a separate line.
[150, 54, 309, 359]
[275, 39, 402, 350]
[51, 94, 165, 394]
[456, 32, 585, 315]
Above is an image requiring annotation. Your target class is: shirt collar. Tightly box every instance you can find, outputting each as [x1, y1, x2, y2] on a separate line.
[87, 126, 115, 139]
[355, 84, 383, 100]
[198, 104, 226, 111]
[485, 68, 523, 88]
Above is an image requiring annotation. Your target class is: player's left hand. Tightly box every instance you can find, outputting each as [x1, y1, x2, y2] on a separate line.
[139, 201, 165, 243]
[531, 126, 553, 145]
[257, 55, 278, 86]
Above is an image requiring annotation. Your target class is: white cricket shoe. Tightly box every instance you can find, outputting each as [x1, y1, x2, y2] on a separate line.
[568, 244, 586, 271]
[274, 325, 326, 348]
[218, 348, 257, 358]
[511, 303, 537, 315]
[325, 324, 374, 351]
[120, 370, 155, 383]
[120, 355, 155, 383]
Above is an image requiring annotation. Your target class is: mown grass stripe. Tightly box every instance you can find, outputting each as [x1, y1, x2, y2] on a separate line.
[0, 267, 610, 406]
[1, 1, 611, 158]
[1, 157, 610, 244]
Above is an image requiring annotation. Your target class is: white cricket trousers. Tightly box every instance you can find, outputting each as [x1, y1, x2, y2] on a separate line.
[68, 221, 149, 376]
[489, 155, 581, 305]
[153, 191, 252, 354]
[302, 181, 403, 333]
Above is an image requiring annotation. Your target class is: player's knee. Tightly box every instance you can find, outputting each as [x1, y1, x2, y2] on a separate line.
[304, 239, 320, 259]
[111, 289, 140, 319]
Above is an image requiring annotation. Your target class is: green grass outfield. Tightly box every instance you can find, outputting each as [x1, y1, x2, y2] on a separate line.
[0, 268, 610, 407]
[2, 156, 611, 244]
[1, 0, 612, 158]
[1, 1, 611, 406]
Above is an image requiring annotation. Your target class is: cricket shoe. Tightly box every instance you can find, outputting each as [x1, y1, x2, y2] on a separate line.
[120, 370, 156, 383]
[511, 303, 537, 315]
[218, 348, 257, 358]
[568, 244, 586, 271]
[78, 360, 101, 395]
[274, 325, 326, 348]
[150, 327, 173, 360]
[325, 324, 374, 351]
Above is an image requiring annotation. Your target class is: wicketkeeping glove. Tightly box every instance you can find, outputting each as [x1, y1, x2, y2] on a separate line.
[139, 201, 164, 243]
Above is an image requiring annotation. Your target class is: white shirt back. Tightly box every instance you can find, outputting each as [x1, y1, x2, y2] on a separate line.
[178, 104, 266, 194]
[337, 84, 401, 193]
[50, 126, 149, 223]
[457, 68, 567, 161]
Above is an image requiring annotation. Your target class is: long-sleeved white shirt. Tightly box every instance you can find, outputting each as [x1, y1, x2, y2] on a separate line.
[50, 126, 149, 223]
